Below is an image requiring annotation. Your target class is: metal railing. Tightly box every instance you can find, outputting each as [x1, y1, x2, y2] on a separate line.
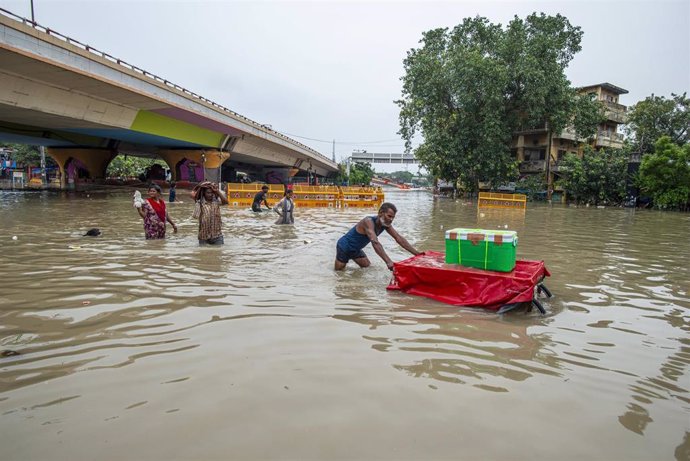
[0, 7, 332, 164]
[601, 100, 627, 112]
[519, 160, 546, 172]
[597, 131, 625, 142]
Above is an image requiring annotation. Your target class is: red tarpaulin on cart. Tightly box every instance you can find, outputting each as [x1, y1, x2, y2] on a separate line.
[387, 251, 550, 310]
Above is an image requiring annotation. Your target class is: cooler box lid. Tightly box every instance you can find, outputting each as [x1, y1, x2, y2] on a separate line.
[445, 228, 517, 245]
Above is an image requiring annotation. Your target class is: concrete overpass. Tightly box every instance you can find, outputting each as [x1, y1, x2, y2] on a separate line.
[350, 150, 418, 164]
[0, 8, 337, 187]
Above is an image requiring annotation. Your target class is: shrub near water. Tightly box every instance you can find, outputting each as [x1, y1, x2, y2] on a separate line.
[558, 146, 629, 206]
[638, 136, 690, 210]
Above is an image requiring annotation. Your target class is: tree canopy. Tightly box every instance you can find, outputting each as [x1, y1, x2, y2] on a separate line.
[626, 93, 690, 154]
[637, 136, 690, 209]
[397, 13, 600, 191]
[347, 161, 376, 186]
[558, 146, 629, 206]
[387, 170, 415, 184]
[106, 155, 166, 178]
[0, 143, 57, 168]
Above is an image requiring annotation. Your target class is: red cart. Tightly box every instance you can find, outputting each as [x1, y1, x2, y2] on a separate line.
[387, 251, 552, 314]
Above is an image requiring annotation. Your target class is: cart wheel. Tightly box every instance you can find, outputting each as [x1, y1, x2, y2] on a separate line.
[537, 283, 553, 298]
[532, 298, 546, 314]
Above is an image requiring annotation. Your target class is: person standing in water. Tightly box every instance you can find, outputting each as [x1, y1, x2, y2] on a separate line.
[334, 202, 421, 271]
[135, 183, 177, 239]
[273, 189, 295, 225]
[192, 181, 228, 245]
[168, 181, 177, 203]
[251, 185, 271, 212]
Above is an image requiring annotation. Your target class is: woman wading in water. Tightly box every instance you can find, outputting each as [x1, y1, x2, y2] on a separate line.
[192, 181, 228, 245]
[135, 183, 177, 239]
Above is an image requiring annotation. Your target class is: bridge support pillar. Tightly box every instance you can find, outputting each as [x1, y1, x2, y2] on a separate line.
[158, 149, 230, 184]
[46, 147, 117, 189]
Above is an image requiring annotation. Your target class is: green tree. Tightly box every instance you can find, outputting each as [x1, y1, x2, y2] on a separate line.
[348, 161, 376, 186]
[398, 13, 599, 191]
[516, 175, 547, 201]
[0, 143, 57, 168]
[333, 162, 349, 185]
[558, 146, 629, 205]
[637, 136, 690, 209]
[571, 93, 607, 141]
[106, 155, 166, 178]
[388, 170, 414, 183]
[626, 93, 690, 154]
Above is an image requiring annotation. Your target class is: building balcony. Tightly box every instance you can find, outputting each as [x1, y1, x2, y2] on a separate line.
[595, 131, 625, 148]
[602, 100, 627, 112]
[519, 160, 546, 172]
[558, 128, 580, 141]
[514, 127, 548, 135]
[604, 108, 628, 124]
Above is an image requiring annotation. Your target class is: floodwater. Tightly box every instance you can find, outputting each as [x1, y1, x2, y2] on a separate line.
[0, 188, 688, 461]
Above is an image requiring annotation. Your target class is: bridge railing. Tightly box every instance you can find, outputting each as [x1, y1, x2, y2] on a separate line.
[0, 7, 332, 164]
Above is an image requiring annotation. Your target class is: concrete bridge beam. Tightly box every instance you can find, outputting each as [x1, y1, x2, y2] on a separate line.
[157, 149, 230, 184]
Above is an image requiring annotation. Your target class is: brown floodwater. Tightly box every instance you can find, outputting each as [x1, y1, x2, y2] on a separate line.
[0, 188, 688, 460]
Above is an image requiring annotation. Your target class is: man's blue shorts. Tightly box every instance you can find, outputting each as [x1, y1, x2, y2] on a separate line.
[336, 244, 367, 263]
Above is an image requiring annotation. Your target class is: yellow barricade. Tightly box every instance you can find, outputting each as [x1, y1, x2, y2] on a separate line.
[291, 185, 340, 208]
[226, 183, 284, 207]
[340, 186, 384, 209]
[478, 192, 527, 209]
[225, 183, 386, 208]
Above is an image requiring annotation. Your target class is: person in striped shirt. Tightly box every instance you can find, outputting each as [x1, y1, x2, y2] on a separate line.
[192, 181, 228, 245]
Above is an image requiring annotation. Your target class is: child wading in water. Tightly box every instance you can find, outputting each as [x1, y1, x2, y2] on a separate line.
[274, 189, 295, 225]
[192, 181, 228, 245]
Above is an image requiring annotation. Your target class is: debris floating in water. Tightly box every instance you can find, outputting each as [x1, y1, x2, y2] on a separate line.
[12, 236, 17, 240]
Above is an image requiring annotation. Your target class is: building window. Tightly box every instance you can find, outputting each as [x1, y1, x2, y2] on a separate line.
[524, 149, 545, 161]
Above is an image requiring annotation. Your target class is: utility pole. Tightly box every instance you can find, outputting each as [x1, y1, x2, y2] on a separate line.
[30, 0, 35, 22]
[39, 145, 46, 187]
[332, 139, 335, 162]
[546, 129, 553, 201]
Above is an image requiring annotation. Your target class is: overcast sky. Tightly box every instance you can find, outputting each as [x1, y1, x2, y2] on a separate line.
[1, 0, 688, 172]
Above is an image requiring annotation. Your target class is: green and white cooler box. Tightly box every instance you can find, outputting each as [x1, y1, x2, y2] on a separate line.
[444, 228, 518, 272]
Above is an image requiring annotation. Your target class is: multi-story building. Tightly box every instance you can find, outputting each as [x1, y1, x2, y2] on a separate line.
[511, 83, 628, 195]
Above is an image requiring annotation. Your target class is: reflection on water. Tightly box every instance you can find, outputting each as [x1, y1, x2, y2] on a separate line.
[1, 189, 689, 460]
[335, 305, 558, 392]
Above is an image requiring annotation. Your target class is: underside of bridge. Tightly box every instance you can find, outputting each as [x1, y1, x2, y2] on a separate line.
[0, 12, 338, 188]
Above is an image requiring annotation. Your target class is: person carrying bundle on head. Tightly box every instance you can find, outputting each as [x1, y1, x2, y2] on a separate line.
[192, 181, 228, 245]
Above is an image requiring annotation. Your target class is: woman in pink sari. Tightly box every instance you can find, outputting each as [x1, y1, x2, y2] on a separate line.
[136, 184, 177, 239]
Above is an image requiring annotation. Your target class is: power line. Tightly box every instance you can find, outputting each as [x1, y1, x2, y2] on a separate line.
[277, 130, 403, 145]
